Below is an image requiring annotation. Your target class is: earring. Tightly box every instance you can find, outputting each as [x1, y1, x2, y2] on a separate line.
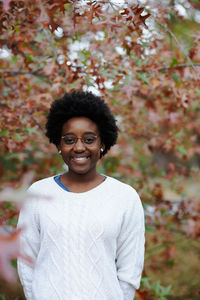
[100, 148, 104, 153]
[58, 150, 61, 154]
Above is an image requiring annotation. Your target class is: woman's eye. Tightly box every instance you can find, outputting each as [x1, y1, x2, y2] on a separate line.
[64, 137, 75, 144]
[84, 136, 95, 144]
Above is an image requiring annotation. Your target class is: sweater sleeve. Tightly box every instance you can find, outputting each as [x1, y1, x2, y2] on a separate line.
[116, 190, 145, 300]
[17, 189, 40, 300]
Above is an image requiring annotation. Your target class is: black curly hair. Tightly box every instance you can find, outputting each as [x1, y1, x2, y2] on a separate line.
[46, 91, 118, 157]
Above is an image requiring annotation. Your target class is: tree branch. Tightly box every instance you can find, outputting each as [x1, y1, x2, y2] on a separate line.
[3, 78, 16, 92]
[146, 235, 185, 256]
[41, 27, 67, 77]
[157, 21, 200, 80]
[25, 109, 46, 133]
[0, 69, 47, 79]
[150, 63, 200, 72]
[1, 78, 45, 134]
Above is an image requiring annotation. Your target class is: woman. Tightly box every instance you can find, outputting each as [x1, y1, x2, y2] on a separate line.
[17, 91, 145, 300]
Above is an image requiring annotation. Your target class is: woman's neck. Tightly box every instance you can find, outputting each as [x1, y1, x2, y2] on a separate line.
[60, 171, 104, 193]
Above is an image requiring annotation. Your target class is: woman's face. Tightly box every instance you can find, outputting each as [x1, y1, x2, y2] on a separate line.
[58, 117, 104, 176]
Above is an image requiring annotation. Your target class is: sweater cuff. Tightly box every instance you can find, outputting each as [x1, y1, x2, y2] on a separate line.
[23, 286, 33, 300]
[119, 280, 136, 300]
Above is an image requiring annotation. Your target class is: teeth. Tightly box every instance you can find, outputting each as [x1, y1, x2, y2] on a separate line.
[73, 157, 88, 161]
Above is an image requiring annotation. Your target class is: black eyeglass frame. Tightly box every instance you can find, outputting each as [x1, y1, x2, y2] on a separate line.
[61, 134, 99, 146]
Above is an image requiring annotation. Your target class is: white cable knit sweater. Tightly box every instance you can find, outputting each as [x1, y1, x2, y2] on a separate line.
[17, 175, 145, 300]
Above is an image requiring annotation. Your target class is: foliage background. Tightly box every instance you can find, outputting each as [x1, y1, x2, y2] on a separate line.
[0, 0, 200, 299]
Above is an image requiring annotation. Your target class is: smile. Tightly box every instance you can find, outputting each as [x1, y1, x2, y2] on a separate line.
[71, 157, 89, 163]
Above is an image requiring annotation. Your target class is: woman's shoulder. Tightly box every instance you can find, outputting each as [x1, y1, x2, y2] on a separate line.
[106, 176, 137, 191]
[106, 176, 140, 200]
[28, 175, 55, 193]
[106, 176, 144, 213]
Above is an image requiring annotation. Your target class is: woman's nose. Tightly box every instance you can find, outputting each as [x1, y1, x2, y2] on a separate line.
[73, 138, 86, 151]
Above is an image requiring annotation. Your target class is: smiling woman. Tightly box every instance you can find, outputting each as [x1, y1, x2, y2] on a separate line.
[17, 91, 145, 300]
[58, 117, 104, 190]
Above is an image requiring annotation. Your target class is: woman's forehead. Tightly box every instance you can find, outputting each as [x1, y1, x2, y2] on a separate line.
[62, 117, 99, 135]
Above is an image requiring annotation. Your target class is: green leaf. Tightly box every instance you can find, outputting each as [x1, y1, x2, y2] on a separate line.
[8, 217, 18, 225]
[145, 224, 155, 232]
[141, 41, 148, 48]
[191, 100, 199, 111]
[176, 144, 187, 156]
[3, 88, 9, 97]
[11, 259, 17, 268]
[171, 71, 180, 82]
[35, 33, 45, 43]
[174, 130, 184, 138]
[81, 60, 87, 67]
[74, 33, 80, 41]
[170, 58, 178, 67]
[27, 85, 33, 93]
[165, 260, 174, 267]
[14, 25, 20, 32]
[138, 72, 149, 84]
[26, 54, 35, 63]
[132, 54, 145, 66]
[86, 75, 95, 86]
[110, 99, 119, 105]
[69, 80, 81, 89]
[24, 126, 38, 134]
[195, 88, 200, 97]
[152, 280, 160, 295]
[5, 202, 16, 210]
[161, 208, 167, 215]
[141, 277, 171, 299]
[141, 277, 152, 289]
[165, 241, 170, 248]
[14, 133, 23, 141]
[81, 50, 91, 57]
[140, 108, 147, 115]
[64, 3, 70, 10]
[1, 130, 9, 136]
[11, 56, 18, 64]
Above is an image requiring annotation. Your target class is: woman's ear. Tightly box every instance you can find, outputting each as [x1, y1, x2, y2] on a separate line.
[100, 143, 105, 154]
[101, 142, 105, 149]
[57, 145, 61, 154]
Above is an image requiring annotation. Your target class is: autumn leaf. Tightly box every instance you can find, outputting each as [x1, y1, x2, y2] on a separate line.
[120, 85, 136, 99]
[36, 0, 50, 24]
[0, 172, 34, 208]
[43, 61, 57, 76]
[184, 218, 200, 238]
[0, 0, 12, 11]
[188, 0, 200, 9]
[0, 228, 31, 281]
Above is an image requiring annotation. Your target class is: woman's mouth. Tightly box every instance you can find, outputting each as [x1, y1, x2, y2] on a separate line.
[71, 156, 89, 163]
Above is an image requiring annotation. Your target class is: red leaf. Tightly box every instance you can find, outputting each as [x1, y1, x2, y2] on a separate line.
[184, 219, 200, 238]
[37, 0, 50, 24]
[0, 228, 31, 281]
[120, 85, 136, 99]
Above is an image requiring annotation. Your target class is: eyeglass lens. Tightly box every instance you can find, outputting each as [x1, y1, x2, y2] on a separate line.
[62, 135, 97, 145]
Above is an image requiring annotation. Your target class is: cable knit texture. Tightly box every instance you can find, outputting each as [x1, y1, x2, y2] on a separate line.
[17, 175, 145, 300]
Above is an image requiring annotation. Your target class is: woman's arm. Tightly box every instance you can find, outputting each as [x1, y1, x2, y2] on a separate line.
[116, 190, 145, 300]
[17, 190, 40, 300]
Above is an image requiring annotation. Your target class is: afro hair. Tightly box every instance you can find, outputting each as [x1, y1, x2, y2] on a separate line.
[46, 91, 118, 157]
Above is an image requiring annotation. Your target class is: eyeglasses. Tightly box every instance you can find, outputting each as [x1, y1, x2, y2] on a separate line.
[61, 134, 99, 146]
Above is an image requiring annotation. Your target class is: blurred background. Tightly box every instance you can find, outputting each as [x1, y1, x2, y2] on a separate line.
[0, 0, 200, 299]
